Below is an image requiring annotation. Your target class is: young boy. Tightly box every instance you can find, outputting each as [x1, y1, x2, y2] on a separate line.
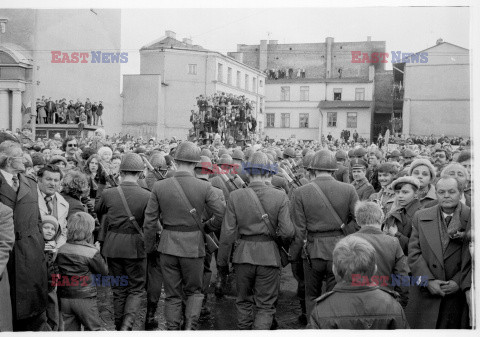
[42, 215, 61, 331]
[56, 212, 108, 331]
[369, 163, 399, 215]
[351, 158, 375, 200]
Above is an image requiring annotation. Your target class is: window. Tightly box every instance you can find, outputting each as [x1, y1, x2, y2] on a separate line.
[188, 64, 197, 75]
[245, 74, 249, 91]
[299, 113, 309, 128]
[266, 113, 275, 128]
[347, 112, 357, 128]
[253, 77, 257, 92]
[236, 71, 241, 87]
[355, 88, 365, 101]
[333, 88, 342, 100]
[227, 67, 232, 85]
[281, 86, 290, 101]
[300, 86, 309, 101]
[217, 63, 223, 82]
[259, 80, 263, 87]
[281, 113, 290, 128]
[327, 112, 337, 127]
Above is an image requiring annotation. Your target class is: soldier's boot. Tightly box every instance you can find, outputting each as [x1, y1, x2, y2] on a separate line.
[298, 299, 307, 326]
[144, 301, 159, 330]
[200, 295, 211, 317]
[183, 294, 204, 330]
[165, 301, 183, 330]
[119, 313, 135, 331]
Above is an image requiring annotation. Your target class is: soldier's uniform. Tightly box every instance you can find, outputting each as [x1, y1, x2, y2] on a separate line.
[95, 153, 151, 330]
[351, 159, 375, 201]
[217, 153, 295, 329]
[143, 142, 225, 330]
[291, 150, 358, 318]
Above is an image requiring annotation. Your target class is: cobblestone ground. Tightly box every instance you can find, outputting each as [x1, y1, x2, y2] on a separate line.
[98, 264, 305, 330]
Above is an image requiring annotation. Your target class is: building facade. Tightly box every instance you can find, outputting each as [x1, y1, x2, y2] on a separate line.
[229, 37, 386, 141]
[0, 9, 123, 135]
[396, 41, 470, 137]
[122, 31, 266, 139]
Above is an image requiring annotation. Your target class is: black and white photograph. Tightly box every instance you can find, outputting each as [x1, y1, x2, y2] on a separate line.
[0, 0, 477, 332]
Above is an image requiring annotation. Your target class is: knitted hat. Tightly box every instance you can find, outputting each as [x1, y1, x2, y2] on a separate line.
[42, 215, 59, 234]
[49, 155, 68, 166]
[408, 158, 436, 179]
[456, 150, 471, 163]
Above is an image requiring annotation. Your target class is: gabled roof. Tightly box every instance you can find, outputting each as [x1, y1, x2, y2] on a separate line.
[141, 36, 206, 51]
[396, 41, 468, 63]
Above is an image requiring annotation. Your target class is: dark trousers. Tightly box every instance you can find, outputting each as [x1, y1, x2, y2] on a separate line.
[303, 258, 336, 319]
[46, 289, 61, 331]
[291, 261, 306, 314]
[235, 263, 280, 330]
[108, 257, 146, 327]
[160, 253, 204, 330]
[203, 250, 213, 294]
[60, 297, 101, 331]
[146, 252, 163, 304]
[13, 311, 50, 331]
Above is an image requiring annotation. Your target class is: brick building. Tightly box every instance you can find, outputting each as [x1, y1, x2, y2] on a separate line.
[228, 37, 387, 141]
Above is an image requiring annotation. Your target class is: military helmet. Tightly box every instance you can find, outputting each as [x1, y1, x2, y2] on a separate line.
[283, 147, 296, 159]
[149, 153, 167, 170]
[174, 141, 201, 163]
[200, 148, 213, 159]
[244, 147, 256, 161]
[387, 149, 401, 159]
[120, 153, 145, 172]
[302, 153, 315, 169]
[402, 148, 416, 159]
[244, 152, 269, 175]
[275, 149, 283, 160]
[218, 148, 229, 158]
[195, 155, 214, 173]
[335, 150, 347, 161]
[353, 147, 367, 158]
[217, 154, 234, 167]
[232, 149, 245, 161]
[309, 150, 337, 171]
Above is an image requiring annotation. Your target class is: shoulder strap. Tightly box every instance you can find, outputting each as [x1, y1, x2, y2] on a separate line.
[245, 187, 276, 238]
[116, 186, 144, 239]
[310, 182, 344, 227]
[170, 177, 206, 235]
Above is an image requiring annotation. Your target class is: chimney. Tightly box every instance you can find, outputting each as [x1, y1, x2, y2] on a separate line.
[436, 38, 444, 45]
[182, 38, 192, 46]
[165, 30, 176, 39]
[367, 36, 371, 42]
[325, 37, 334, 79]
[369, 65, 375, 81]
[259, 40, 268, 71]
[269, 40, 278, 45]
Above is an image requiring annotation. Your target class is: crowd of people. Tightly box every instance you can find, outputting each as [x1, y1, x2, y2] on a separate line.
[190, 93, 257, 143]
[36, 96, 105, 127]
[0, 125, 473, 331]
[264, 67, 306, 80]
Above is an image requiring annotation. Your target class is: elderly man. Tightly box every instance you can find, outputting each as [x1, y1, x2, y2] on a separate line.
[440, 163, 470, 207]
[406, 176, 470, 328]
[310, 235, 409, 329]
[0, 141, 49, 331]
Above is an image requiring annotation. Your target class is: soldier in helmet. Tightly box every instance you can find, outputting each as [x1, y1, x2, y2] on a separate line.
[217, 152, 294, 329]
[334, 150, 349, 183]
[143, 141, 225, 330]
[94, 153, 151, 330]
[194, 156, 226, 316]
[290, 149, 358, 318]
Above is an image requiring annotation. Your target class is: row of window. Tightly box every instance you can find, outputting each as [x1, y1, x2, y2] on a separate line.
[217, 63, 263, 92]
[264, 112, 358, 128]
[327, 112, 357, 128]
[280, 87, 365, 101]
[266, 113, 309, 128]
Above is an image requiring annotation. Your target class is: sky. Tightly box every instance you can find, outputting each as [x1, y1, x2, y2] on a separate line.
[120, 6, 470, 75]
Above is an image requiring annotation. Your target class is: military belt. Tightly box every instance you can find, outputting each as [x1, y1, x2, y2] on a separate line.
[163, 224, 200, 232]
[240, 234, 273, 242]
[307, 229, 343, 239]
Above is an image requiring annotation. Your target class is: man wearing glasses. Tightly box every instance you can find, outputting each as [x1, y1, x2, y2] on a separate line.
[0, 140, 49, 331]
[62, 136, 83, 167]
